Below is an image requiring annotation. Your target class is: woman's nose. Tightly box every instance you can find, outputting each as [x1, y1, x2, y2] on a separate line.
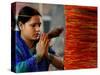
[35, 26, 40, 32]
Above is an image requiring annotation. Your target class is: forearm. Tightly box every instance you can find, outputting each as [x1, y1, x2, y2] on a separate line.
[48, 53, 64, 70]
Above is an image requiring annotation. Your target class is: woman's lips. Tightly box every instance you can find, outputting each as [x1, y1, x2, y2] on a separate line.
[34, 33, 40, 38]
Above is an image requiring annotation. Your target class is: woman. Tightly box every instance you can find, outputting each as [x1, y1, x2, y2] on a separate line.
[12, 6, 63, 72]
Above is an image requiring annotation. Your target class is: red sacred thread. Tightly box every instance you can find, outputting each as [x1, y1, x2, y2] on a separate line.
[64, 5, 97, 69]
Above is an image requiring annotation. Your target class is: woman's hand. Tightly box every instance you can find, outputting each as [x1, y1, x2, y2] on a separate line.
[36, 33, 50, 61]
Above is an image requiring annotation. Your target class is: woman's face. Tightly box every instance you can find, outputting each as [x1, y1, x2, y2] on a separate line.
[20, 15, 41, 41]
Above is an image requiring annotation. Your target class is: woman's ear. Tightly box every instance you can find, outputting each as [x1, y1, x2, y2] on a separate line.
[19, 22, 24, 30]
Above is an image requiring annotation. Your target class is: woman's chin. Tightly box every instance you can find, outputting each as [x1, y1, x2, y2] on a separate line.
[32, 37, 39, 41]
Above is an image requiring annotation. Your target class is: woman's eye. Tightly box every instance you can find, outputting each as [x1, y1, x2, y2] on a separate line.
[38, 24, 41, 27]
[31, 23, 41, 27]
[38, 23, 41, 27]
[32, 25, 35, 27]
[30, 24, 35, 27]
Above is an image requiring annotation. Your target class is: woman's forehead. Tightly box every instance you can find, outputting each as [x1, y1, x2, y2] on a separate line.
[27, 16, 42, 24]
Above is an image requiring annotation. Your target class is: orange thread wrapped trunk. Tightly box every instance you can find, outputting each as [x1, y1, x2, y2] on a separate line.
[64, 5, 97, 69]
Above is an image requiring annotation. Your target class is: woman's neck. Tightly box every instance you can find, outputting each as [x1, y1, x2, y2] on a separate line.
[21, 34, 35, 49]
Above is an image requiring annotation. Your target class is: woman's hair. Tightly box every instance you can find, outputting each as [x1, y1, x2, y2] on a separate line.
[17, 6, 41, 25]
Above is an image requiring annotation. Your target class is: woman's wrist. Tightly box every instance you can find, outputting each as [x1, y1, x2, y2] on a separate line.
[35, 54, 42, 63]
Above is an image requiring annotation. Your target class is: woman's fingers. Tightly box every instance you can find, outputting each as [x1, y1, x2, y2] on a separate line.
[44, 38, 50, 57]
[44, 33, 49, 44]
[40, 33, 44, 42]
[40, 33, 49, 44]
[37, 33, 50, 57]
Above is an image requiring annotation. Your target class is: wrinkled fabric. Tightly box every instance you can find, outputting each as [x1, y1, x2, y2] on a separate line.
[14, 31, 55, 72]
